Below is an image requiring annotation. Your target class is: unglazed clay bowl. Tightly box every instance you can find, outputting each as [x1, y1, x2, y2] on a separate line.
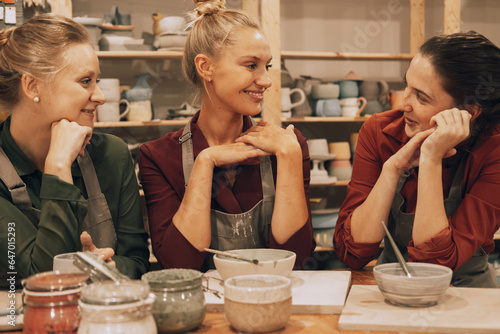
[213, 249, 296, 281]
[224, 274, 292, 333]
[374, 262, 452, 307]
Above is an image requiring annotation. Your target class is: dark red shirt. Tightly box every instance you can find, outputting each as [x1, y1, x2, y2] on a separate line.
[334, 109, 500, 270]
[139, 112, 315, 270]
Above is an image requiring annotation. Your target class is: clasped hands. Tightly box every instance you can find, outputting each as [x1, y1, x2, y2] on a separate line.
[389, 108, 472, 175]
[202, 121, 300, 168]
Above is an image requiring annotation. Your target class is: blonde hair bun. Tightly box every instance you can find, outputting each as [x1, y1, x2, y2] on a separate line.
[193, 0, 227, 17]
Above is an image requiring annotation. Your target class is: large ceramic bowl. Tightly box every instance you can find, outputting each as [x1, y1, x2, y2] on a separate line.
[373, 262, 452, 307]
[213, 249, 296, 281]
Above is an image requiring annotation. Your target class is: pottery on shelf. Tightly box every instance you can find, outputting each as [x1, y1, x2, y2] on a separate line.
[123, 73, 153, 101]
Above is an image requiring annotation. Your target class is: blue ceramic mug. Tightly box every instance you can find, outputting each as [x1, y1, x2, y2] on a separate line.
[315, 99, 341, 117]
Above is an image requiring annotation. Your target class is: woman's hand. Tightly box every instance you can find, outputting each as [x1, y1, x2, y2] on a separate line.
[236, 121, 301, 157]
[385, 128, 436, 176]
[80, 231, 116, 267]
[421, 108, 471, 162]
[44, 119, 92, 183]
[200, 142, 269, 168]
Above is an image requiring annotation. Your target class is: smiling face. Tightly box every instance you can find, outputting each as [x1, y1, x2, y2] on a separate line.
[400, 53, 456, 138]
[38, 43, 105, 129]
[208, 28, 272, 116]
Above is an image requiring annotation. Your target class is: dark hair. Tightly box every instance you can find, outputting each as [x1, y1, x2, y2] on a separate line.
[419, 31, 500, 127]
[0, 13, 90, 108]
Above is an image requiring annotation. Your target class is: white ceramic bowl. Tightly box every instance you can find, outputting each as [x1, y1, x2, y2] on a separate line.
[373, 262, 452, 307]
[224, 274, 292, 333]
[159, 16, 186, 33]
[213, 249, 296, 281]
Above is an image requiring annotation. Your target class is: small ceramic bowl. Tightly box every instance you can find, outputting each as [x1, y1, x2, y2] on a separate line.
[328, 142, 351, 160]
[159, 16, 186, 33]
[310, 83, 340, 100]
[373, 263, 452, 307]
[224, 274, 292, 333]
[213, 249, 296, 281]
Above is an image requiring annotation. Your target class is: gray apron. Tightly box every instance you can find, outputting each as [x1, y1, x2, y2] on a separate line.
[180, 119, 274, 269]
[0, 145, 117, 250]
[377, 151, 498, 288]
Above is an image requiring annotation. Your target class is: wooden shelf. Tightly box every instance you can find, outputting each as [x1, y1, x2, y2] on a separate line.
[95, 50, 412, 62]
[94, 116, 367, 128]
[94, 119, 189, 128]
[311, 180, 349, 187]
[285, 116, 369, 123]
[281, 51, 413, 61]
[96, 50, 183, 59]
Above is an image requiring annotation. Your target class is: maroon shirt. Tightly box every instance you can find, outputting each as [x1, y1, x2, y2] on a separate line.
[334, 109, 500, 271]
[139, 112, 315, 270]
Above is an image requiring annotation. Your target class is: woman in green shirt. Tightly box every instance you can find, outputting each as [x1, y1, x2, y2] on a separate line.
[0, 14, 150, 284]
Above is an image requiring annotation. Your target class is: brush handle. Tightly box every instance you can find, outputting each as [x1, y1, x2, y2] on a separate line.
[203, 248, 258, 264]
[381, 221, 413, 278]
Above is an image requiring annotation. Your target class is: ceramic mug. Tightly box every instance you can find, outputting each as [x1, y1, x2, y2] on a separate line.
[53, 252, 83, 273]
[340, 97, 367, 117]
[281, 87, 306, 112]
[97, 99, 130, 122]
[127, 100, 153, 122]
[315, 99, 341, 117]
[338, 80, 359, 99]
[387, 89, 405, 110]
[307, 138, 330, 156]
[364, 100, 384, 115]
[359, 80, 389, 101]
[98, 78, 121, 102]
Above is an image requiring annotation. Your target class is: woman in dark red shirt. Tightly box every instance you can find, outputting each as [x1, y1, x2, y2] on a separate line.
[139, 0, 315, 271]
[334, 31, 500, 287]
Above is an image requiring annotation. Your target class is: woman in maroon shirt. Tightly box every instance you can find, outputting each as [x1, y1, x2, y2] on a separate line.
[139, 0, 314, 271]
[334, 31, 500, 287]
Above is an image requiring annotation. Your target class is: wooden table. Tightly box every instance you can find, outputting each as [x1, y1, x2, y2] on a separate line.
[193, 267, 441, 334]
[2, 267, 449, 334]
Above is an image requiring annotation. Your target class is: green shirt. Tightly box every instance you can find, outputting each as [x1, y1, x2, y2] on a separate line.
[0, 117, 150, 282]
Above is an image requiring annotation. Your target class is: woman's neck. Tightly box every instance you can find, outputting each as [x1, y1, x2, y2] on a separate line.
[197, 107, 245, 146]
[10, 109, 51, 172]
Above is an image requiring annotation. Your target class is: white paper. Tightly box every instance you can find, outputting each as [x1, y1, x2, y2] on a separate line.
[5, 7, 16, 25]
[0, 8, 4, 21]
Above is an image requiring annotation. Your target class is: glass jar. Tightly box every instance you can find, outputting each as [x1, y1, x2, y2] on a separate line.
[22, 271, 90, 334]
[77, 280, 157, 334]
[142, 269, 206, 333]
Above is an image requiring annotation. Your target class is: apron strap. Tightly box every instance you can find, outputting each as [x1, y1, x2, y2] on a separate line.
[77, 149, 104, 198]
[77, 149, 117, 250]
[0, 146, 40, 225]
[180, 120, 194, 187]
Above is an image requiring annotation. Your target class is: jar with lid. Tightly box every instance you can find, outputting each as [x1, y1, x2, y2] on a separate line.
[22, 271, 90, 334]
[77, 280, 157, 334]
[142, 269, 206, 333]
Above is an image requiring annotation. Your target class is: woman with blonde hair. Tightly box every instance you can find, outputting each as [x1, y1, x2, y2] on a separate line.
[0, 14, 150, 284]
[140, 0, 315, 270]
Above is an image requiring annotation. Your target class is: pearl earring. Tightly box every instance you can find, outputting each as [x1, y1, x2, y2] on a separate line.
[208, 78, 212, 83]
[33, 96, 40, 103]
